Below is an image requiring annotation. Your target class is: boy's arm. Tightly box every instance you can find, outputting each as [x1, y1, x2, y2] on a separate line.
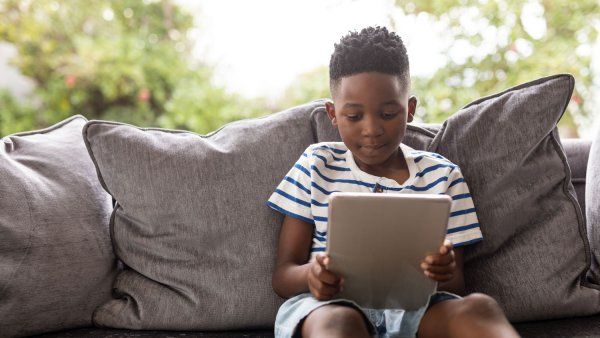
[271, 215, 352, 300]
[437, 247, 466, 296]
[272, 215, 314, 298]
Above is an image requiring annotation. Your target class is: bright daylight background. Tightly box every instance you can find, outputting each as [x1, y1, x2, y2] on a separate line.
[1, 0, 599, 138]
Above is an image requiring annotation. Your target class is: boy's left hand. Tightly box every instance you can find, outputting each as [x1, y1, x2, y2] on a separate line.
[420, 239, 455, 282]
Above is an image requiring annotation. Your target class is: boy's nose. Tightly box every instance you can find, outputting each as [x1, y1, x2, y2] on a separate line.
[361, 116, 384, 137]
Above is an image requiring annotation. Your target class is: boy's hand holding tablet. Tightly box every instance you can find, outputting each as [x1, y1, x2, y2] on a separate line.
[309, 238, 455, 302]
[421, 239, 455, 282]
[307, 253, 344, 301]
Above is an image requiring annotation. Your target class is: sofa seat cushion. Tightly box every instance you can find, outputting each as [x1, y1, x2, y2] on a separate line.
[30, 313, 600, 338]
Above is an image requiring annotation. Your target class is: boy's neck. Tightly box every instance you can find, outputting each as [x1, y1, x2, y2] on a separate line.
[353, 147, 409, 182]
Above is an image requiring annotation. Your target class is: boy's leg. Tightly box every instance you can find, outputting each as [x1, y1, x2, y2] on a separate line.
[300, 304, 372, 338]
[417, 293, 520, 338]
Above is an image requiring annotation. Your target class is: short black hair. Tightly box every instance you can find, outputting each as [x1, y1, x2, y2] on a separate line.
[329, 26, 410, 95]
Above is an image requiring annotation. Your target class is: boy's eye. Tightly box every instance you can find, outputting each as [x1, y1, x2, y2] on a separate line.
[345, 113, 361, 120]
[382, 112, 398, 119]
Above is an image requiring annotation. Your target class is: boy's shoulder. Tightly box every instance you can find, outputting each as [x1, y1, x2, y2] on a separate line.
[305, 141, 349, 157]
[403, 146, 458, 168]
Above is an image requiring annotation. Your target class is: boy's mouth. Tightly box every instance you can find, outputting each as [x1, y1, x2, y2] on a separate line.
[361, 143, 386, 150]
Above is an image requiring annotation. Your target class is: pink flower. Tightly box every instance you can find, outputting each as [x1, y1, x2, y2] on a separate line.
[65, 75, 76, 88]
[138, 88, 151, 102]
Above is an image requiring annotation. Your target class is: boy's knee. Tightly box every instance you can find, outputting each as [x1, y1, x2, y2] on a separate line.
[302, 305, 370, 337]
[447, 293, 519, 338]
[458, 293, 505, 319]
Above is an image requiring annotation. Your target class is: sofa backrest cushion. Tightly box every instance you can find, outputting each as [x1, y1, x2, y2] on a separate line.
[86, 101, 321, 330]
[586, 124, 600, 282]
[432, 74, 599, 321]
[0, 115, 116, 337]
[314, 74, 600, 322]
[562, 138, 591, 211]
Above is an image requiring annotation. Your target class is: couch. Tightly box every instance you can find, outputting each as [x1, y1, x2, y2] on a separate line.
[25, 139, 600, 338]
[3, 74, 600, 337]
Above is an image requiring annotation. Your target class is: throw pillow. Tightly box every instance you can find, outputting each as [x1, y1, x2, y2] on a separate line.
[0, 115, 117, 337]
[431, 74, 598, 322]
[87, 101, 320, 330]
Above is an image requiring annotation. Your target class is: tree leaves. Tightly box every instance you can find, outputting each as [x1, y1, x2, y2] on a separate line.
[0, 0, 262, 136]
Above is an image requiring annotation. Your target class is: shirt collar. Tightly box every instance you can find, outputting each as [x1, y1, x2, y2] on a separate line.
[345, 143, 416, 188]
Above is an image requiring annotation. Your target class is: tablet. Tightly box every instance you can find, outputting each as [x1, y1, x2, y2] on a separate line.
[326, 192, 451, 310]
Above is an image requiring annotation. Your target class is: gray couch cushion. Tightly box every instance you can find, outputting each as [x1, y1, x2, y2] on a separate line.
[313, 74, 600, 322]
[430, 74, 599, 322]
[85, 101, 323, 330]
[587, 124, 600, 282]
[562, 139, 591, 211]
[0, 115, 116, 337]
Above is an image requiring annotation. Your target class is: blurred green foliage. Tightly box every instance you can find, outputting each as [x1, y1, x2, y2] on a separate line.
[277, 65, 330, 109]
[279, 1, 599, 137]
[1, 0, 598, 137]
[401, 0, 599, 136]
[0, 0, 263, 136]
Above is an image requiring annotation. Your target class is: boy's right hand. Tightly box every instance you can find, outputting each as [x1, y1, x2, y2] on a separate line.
[307, 253, 344, 301]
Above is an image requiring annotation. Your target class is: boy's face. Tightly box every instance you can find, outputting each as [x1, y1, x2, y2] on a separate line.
[326, 72, 416, 167]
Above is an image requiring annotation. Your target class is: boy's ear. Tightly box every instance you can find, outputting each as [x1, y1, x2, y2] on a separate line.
[325, 101, 337, 126]
[407, 96, 417, 123]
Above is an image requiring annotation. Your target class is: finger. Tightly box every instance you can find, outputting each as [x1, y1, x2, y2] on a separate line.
[316, 267, 342, 285]
[440, 240, 453, 254]
[426, 251, 454, 266]
[444, 239, 453, 249]
[311, 262, 341, 285]
[422, 262, 455, 274]
[318, 281, 342, 297]
[424, 270, 454, 282]
[315, 253, 329, 267]
[315, 266, 341, 285]
[309, 277, 342, 298]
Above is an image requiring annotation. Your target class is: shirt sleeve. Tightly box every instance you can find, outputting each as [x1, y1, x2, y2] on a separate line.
[266, 146, 314, 224]
[444, 167, 483, 247]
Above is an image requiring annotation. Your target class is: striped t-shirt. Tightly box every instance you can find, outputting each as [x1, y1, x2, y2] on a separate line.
[267, 142, 483, 260]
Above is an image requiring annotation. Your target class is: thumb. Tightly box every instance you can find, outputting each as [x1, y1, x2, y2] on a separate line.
[316, 253, 329, 268]
[440, 239, 453, 254]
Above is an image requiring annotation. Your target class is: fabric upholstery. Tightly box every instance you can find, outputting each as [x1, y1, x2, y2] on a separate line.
[28, 313, 600, 338]
[587, 124, 600, 282]
[562, 138, 591, 211]
[0, 115, 116, 337]
[86, 102, 321, 330]
[429, 74, 599, 321]
[312, 74, 600, 322]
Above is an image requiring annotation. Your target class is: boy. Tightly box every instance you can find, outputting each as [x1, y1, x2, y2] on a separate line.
[267, 26, 519, 338]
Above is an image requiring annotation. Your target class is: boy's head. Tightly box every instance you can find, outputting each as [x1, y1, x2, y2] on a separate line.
[326, 26, 416, 167]
[329, 26, 410, 96]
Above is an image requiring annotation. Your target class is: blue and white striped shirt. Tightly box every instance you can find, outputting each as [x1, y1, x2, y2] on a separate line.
[267, 142, 483, 260]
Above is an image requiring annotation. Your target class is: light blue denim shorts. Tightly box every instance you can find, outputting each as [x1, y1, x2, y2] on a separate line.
[274, 291, 460, 338]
